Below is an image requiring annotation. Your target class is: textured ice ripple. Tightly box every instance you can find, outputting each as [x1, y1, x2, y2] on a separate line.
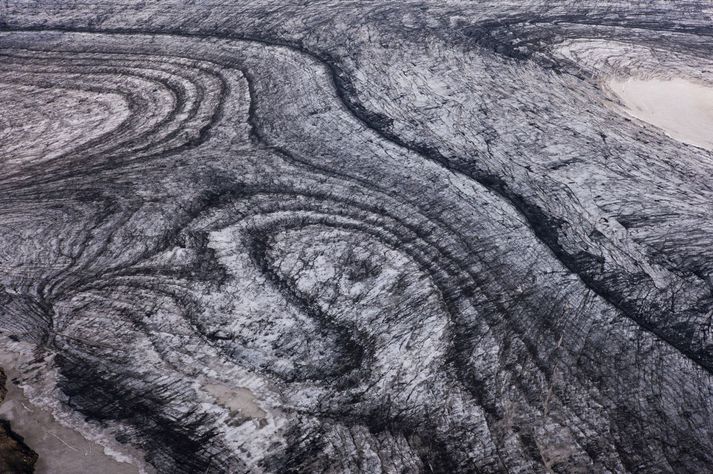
[1, 2, 713, 473]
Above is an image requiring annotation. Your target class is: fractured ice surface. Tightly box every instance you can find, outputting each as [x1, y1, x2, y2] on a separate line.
[2, 1, 713, 473]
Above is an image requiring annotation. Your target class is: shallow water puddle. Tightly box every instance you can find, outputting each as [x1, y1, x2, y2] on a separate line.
[0, 345, 146, 474]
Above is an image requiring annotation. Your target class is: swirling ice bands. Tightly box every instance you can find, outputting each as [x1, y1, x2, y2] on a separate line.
[0, 50, 228, 181]
[0, 10, 712, 473]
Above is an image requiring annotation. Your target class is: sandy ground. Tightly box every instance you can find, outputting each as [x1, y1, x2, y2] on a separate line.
[608, 77, 713, 151]
[0, 346, 146, 474]
[202, 382, 267, 420]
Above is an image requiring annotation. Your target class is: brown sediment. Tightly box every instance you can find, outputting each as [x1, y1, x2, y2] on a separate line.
[0, 367, 38, 474]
